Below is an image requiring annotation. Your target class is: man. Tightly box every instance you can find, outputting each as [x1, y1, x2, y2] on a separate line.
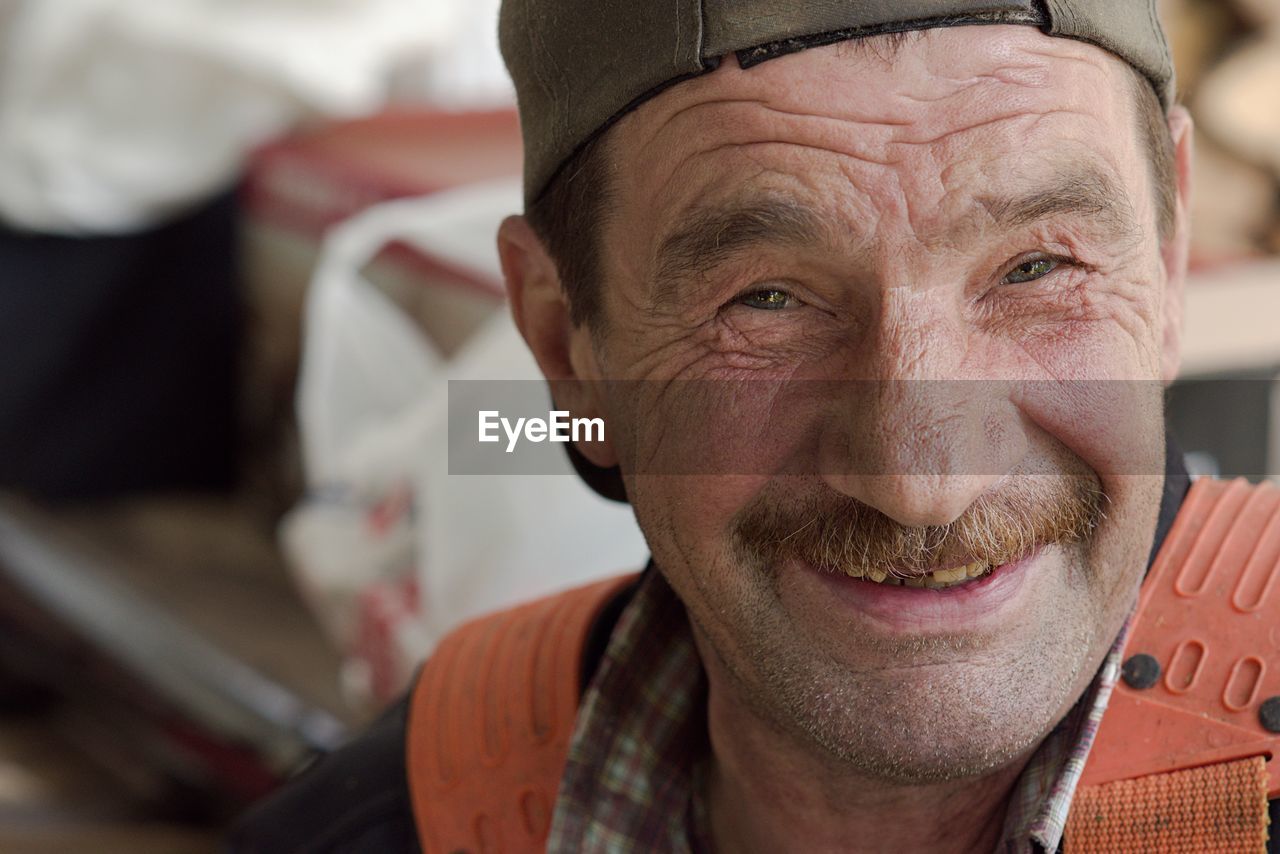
[232, 2, 1280, 852]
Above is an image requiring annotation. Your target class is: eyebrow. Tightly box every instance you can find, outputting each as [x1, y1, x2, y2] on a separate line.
[649, 163, 1140, 303]
[976, 165, 1140, 241]
[652, 197, 826, 299]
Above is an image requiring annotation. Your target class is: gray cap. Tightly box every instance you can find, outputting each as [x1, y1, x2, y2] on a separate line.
[499, 0, 1174, 205]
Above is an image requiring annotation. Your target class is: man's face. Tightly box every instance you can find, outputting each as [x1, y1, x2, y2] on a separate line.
[562, 27, 1185, 781]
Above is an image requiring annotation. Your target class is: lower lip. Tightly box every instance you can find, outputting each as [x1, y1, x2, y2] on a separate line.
[801, 548, 1043, 634]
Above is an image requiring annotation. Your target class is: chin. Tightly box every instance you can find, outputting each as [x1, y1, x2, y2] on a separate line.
[773, 644, 1090, 785]
[695, 544, 1106, 785]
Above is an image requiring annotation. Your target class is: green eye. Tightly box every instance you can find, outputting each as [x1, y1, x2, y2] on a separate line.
[1004, 257, 1059, 285]
[738, 289, 793, 311]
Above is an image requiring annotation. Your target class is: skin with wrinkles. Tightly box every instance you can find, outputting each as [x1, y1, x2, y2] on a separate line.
[499, 25, 1193, 854]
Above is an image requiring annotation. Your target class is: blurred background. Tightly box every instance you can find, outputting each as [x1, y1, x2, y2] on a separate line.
[0, 1, 1276, 850]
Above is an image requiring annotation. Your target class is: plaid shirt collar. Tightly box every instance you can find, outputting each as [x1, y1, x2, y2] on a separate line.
[548, 567, 1131, 854]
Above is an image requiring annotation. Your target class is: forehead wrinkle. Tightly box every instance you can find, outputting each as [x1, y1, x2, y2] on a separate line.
[624, 24, 1123, 171]
[637, 119, 901, 213]
[889, 105, 1088, 149]
[639, 100, 1098, 213]
[625, 54, 1114, 225]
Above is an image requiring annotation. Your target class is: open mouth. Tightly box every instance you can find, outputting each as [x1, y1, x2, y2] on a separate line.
[804, 549, 1044, 630]
[842, 561, 995, 590]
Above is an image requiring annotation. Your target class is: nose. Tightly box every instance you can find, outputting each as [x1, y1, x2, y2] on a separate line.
[819, 291, 1025, 528]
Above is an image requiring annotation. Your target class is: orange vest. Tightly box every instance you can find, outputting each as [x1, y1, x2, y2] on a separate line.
[406, 478, 1280, 853]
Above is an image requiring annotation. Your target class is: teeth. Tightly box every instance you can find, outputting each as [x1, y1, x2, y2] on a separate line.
[845, 561, 993, 588]
[850, 562, 993, 589]
[930, 566, 969, 585]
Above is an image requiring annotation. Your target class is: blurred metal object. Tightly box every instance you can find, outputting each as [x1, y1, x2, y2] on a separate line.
[0, 498, 348, 812]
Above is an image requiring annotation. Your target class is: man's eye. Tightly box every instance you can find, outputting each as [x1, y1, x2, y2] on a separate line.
[737, 288, 795, 311]
[1003, 257, 1060, 285]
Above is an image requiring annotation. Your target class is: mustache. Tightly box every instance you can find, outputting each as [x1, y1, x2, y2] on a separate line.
[732, 476, 1106, 578]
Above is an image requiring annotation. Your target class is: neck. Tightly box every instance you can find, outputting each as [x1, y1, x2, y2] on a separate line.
[700, 662, 1030, 854]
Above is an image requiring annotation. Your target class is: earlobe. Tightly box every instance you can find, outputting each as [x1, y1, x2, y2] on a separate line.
[496, 215, 618, 468]
[1160, 106, 1194, 385]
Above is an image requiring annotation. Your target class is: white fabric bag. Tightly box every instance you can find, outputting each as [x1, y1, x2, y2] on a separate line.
[285, 180, 648, 705]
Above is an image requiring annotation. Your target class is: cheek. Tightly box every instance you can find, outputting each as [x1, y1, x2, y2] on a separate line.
[1005, 330, 1165, 614]
[609, 363, 827, 483]
[986, 268, 1168, 484]
[627, 473, 769, 600]
[1003, 267, 1166, 377]
[606, 353, 796, 552]
[1014, 373, 1164, 486]
[983, 276, 1166, 605]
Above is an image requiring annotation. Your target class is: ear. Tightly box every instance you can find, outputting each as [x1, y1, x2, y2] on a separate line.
[1160, 106, 1194, 385]
[496, 215, 618, 468]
